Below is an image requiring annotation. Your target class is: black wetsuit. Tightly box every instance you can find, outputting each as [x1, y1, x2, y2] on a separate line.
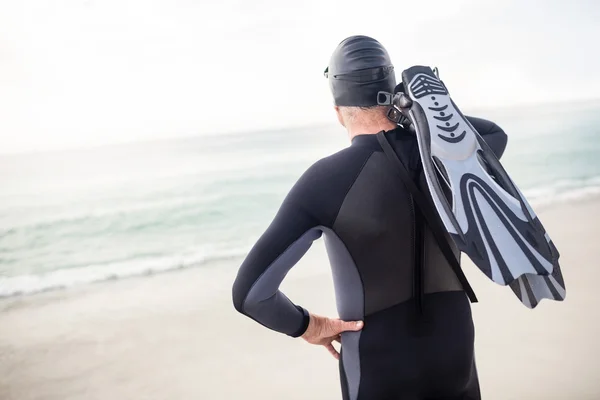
[232, 117, 507, 400]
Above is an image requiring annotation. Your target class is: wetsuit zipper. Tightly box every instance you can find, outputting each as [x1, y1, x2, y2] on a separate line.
[412, 198, 424, 315]
[413, 163, 425, 316]
[408, 182, 423, 315]
[395, 134, 423, 316]
[388, 131, 424, 316]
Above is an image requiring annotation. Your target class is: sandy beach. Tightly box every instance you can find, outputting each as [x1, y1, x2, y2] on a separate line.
[1, 196, 599, 400]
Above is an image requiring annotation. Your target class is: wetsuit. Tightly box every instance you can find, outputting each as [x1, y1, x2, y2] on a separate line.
[232, 117, 508, 400]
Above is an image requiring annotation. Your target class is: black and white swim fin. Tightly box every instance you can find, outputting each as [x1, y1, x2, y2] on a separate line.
[397, 66, 566, 308]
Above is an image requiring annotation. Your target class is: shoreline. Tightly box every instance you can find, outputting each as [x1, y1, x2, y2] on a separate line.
[1, 192, 599, 305]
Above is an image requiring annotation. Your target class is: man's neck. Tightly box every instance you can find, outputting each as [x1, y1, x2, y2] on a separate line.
[347, 120, 397, 141]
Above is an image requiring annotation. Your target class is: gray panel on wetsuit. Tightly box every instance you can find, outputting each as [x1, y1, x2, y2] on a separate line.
[322, 227, 363, 400]
[243, 228, 322, 334]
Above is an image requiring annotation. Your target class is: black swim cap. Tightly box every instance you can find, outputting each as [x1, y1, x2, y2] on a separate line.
[324, 35, 396, 107]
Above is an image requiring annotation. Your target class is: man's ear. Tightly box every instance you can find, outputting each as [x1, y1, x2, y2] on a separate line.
[334, 106, 345, 127]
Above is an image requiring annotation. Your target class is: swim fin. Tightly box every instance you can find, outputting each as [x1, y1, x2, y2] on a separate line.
[391, 66, 566, 308]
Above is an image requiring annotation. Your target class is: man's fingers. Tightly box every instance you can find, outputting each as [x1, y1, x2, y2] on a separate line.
[336, 320, 364, 333]
[325, 343, 340, 360]
[333, 334, 341, 343]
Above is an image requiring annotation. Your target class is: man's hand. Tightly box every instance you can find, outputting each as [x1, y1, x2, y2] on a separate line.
[301, 313, 364, 360]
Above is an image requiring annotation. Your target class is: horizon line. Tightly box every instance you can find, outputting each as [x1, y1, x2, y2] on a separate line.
[2, 96, 599, 157]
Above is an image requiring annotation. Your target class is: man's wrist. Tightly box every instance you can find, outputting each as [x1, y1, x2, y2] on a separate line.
[290, 306, 310, 338]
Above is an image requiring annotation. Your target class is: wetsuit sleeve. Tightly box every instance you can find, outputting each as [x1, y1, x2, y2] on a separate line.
[466, 116, 508, 159]
[232, 166, 323, 338]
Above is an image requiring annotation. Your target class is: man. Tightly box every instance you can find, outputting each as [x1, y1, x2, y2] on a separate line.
[232, 35, 507, 400]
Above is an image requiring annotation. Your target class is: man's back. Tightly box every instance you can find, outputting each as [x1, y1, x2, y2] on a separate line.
[233, 118, 507, 399]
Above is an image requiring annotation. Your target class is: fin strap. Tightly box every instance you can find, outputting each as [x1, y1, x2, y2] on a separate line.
[377, 131, 478, 303]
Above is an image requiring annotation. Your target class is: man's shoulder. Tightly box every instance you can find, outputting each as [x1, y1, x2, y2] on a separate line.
[285, 145, 374, 221]
[304, 145, 374, 180]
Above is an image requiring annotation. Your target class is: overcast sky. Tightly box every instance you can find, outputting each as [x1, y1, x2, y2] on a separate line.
[0, 0, 598, 153]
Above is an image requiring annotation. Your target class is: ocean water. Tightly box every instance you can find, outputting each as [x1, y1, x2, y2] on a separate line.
[1, 102, 599, 297]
